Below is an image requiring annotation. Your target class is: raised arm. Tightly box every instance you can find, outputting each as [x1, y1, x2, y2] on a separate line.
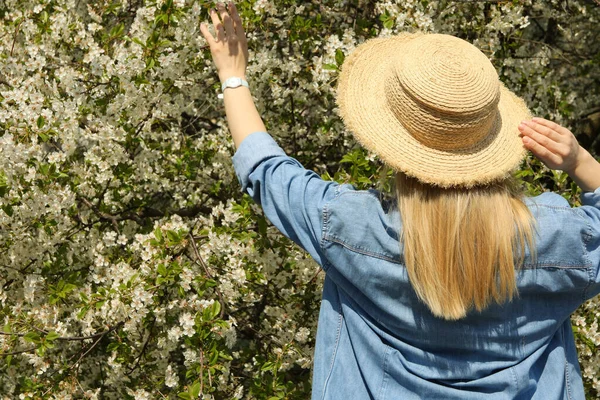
[200, 2, 265, 148]
[519, 117, 600, 192]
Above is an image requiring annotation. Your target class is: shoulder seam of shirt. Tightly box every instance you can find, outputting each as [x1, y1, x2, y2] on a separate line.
[320, 186, 401, 264]
[323, 234, 402, 264]
[320, 184, 354, 266]
[531, 202, 597, 225]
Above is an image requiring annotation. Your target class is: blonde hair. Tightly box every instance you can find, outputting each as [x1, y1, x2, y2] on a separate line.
[396, 173, 535, 320]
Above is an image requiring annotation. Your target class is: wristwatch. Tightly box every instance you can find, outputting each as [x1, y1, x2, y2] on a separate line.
[218, 77, 249, 99]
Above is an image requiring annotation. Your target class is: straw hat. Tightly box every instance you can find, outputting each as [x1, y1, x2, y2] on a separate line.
[336, 33, 530, 188]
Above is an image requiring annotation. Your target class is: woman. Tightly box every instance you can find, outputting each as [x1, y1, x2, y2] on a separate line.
[200, 3, 600, 399]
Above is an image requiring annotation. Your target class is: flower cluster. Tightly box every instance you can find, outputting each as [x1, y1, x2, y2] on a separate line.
[0, 0, 598, 398]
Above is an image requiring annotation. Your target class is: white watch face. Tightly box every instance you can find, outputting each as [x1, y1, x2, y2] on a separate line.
[228, 77, 242, 88]
[221, 77, 247, 93]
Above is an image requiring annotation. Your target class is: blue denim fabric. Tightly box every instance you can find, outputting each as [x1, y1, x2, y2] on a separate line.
[232, 131, 600, 400]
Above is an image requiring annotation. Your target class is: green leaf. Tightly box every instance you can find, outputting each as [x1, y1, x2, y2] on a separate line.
[132, 37, 145, 47]
[45, 331, 60, 342]
[77, 305, 90, 319]
[210, 301, 221, 319]
[322, 63, 338, 71]
[38, 131, 49, 142]
[36, 116, 46, 129]
[39, 163, 50, 176]
[204, 279, 217, 288]
[154, 227, 163, 242]
[189, 381, 201, 398]
[261, 361, 275, 371]
[64, 283, 77, 293]
[166, 230, 180, 244]
[110, 23, 124, 38]
[203, 301, 221, 321]
[23, 332, 41, 344]
[2, 204, 13, 217]
[209, 348, 219, 365]
[146, 57, 155, 70]
[0, 172, 8, 197]
[36, 346, 46, 357]
[335, 48, 345, 66]
[177, 393, 191, 400]
[257, 216, 267, 236]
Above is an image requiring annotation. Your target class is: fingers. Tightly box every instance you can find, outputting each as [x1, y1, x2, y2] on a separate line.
[217, 2, 235, 41]
[531, 117, 572, 137]
[203, 3, 245, 45]
[521, 136, 562, 166]
[199, 22, 216, 46]
[518, 120, 565, 154]
[519, 119, 562, 141]
[207, 8, 225, 42]
[229, 2, 247, 45]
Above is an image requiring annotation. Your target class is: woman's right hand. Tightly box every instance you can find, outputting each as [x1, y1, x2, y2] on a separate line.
[519, 117, 600, 192]
[200, 2, 249, 83]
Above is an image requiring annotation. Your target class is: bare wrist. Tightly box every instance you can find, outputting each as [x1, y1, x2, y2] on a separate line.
[569, 148, 600, 192]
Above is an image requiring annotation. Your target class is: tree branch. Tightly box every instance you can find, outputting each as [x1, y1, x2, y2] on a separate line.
[77, 195, 211, 226]
[0, 347, 36, 356]
[0, 322, 124, 341]
[188, 232, 226, 319]
[126, 317, 156, 375]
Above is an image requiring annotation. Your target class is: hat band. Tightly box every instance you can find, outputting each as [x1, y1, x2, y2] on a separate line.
[385, 71, 500, 152]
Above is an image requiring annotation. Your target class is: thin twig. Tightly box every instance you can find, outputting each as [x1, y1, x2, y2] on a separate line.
[0, 322, 123, 341]
[188, 233, 226, 319]
[199, 349, 204, 396]
[127, 317, 156, 375]
[79, 197, 121, 234]
[68, 333, 104, 371]
[306, 268, 322, 285]
[0, 347, 36, 356]
[10, 18, 23, 57]
[77, 195, 210, 226]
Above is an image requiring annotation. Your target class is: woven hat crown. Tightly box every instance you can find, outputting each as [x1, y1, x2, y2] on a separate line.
[336, 32, 530, 187]
[385, 34, 501, 151]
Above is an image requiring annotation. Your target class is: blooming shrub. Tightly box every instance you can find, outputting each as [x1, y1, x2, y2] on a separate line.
[0, 0, 598, 398]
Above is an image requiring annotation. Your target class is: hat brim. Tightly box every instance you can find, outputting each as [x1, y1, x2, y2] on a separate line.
[336, 34, 530, 188]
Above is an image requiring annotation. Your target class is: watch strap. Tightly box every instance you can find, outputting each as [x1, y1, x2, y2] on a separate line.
[218, 77, 249, 99]
[221, 77, 248, 91]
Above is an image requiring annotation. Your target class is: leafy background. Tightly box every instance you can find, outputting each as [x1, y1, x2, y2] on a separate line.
[0, 0, 598, 398]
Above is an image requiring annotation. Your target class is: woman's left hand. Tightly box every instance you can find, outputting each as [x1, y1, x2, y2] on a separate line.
[200, 2, 249, 83]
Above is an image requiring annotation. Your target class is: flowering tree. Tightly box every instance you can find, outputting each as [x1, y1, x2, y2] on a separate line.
[0, 0, 598, 398]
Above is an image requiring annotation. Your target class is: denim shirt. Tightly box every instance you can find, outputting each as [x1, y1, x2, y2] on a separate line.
[232, 132, 600, 400]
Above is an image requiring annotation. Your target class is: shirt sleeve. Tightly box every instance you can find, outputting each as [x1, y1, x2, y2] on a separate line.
[231, 131, 341, 266]
[580, 187, 600, 300]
